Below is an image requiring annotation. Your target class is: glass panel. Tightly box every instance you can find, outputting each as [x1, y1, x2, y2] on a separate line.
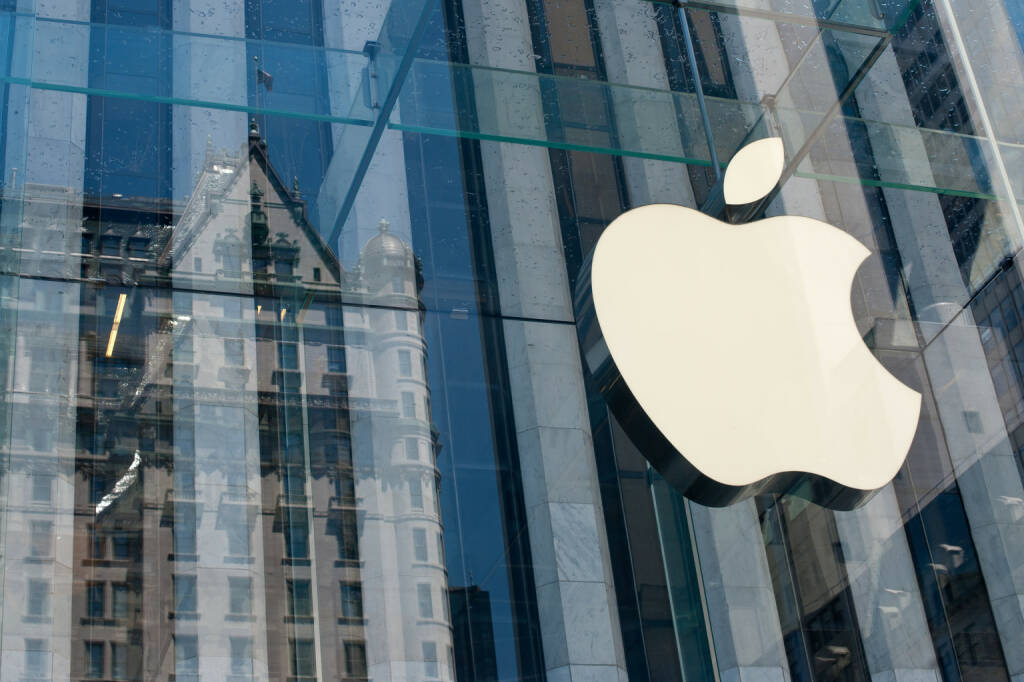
[5, 1, 1024, 682]
[640, 0, 920, 32]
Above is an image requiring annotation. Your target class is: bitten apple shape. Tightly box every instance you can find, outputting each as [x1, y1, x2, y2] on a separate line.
[574, 138, 921, 509]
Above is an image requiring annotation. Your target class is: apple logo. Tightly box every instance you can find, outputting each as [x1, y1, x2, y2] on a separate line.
[574, 137, 921, 510]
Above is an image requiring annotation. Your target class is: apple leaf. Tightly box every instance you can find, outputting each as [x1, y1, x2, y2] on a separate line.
[722, 137, 785, 206]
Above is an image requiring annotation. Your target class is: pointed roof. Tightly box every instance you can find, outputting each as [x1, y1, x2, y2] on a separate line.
[160, 120, 342, 283]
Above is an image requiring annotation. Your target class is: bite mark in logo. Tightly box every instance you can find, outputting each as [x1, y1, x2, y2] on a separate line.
[574, 137, 921, 509]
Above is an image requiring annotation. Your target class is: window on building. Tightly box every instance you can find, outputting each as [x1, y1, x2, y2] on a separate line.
[174, 635, 199, 677]
[223, 252, 241, 274]
[111, 583, 131, 619]
[401, 391, 416, 418]
[27, 579, 48, 617]
[110, 642, 127, 680]
[173, 506, 198, 556]
[417, 583, 433, 619]
[223, 297, 243, 320]
[276, 260, 294, 276]
[395, 309, 408, 331]
[89, 472, 108, 505]
[279, 343, 299, 370]
[313, 267, 321, 282]
[173, 332, 194, 364]
[85, 641, 104, 679]
[173, 575, 197, 614]
[31, 472, 52, 502]
[225, 512, 250, 557]
[437, 532, 445, 564]
[111, 531, 135, 561]
[25, 639, 47, 679]
[405, 437, 419, 461]
[284, 469, 306, 499]
[327, 346, 347, 373]
[29, 520, 52, 559]
[284, 512, 309, 559]
[29, 348, 60, 394]
[340, 582, 363, 619]
[86, 582, 105, 619]
[410, 478, 423, 510]
[228, 577, 252, 615]
[128, 237, 149, 258]
[287, 579, 313, 618]
[413, 528, 428, 562]
[100, 234, 121, 256]
[344, 641, 367, 678]
[423, 641, 438, 678]
[193, 256, 202, 272]
[399, 349, 412, 377]
[338, 512, 359, 561]
[290, 639, 315, 678]
[230, 637, 252, 675]
[89, 525, 105, 560]
[224, 339, 245, 366]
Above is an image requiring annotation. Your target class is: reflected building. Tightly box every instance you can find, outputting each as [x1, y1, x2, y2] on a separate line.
[0, 122, 454, 681]
[449, 585, 498, 682]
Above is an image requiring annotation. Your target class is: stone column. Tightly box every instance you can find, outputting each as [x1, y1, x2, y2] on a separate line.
[590, 0, 697, 209]
[463, 1, 628, 680]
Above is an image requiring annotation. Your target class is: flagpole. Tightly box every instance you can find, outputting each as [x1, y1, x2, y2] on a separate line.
[253, 55, 262, 134]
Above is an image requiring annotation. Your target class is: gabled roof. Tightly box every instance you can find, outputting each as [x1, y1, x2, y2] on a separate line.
[160, 122, 342, 283]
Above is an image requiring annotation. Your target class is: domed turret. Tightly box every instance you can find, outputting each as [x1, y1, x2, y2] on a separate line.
[362, 219, 411, 263]
[360, 219, 415, 294]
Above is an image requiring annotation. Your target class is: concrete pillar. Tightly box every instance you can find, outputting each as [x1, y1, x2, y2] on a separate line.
[690, 501, 791, 682]
[590, 0, 697, 210]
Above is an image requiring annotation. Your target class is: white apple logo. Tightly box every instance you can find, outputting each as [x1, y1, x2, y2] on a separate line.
[574, 137, 921, 509]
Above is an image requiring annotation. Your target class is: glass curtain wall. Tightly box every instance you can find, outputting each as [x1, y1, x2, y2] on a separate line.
[3, 0, 1024, 681]
[0, 0, 545, 680]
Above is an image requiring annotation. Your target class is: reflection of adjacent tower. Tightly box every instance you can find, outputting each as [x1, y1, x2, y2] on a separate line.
[449, 585, 499, 682]
[354, 220, 453, 682]
[892, 0, 1010, 287]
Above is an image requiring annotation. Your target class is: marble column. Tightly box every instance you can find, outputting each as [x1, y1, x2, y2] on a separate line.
[463, 1, 628, 680]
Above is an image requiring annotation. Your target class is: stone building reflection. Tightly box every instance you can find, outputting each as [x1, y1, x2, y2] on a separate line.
[34, 122, 455, 681]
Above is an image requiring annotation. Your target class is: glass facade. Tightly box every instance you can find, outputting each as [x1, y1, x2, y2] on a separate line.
[1, 0, 1024, 680]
